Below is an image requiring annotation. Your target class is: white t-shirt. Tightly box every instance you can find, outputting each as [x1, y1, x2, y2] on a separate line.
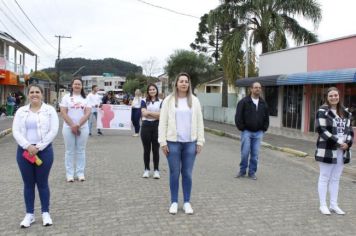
[141, 99, 162, 121]
[176, 97, 192, 142]
[331, 109, 347, 142]
[26, 111, 41, 144]
[252, 97, 259, 110]
[60, 94, 90, 127]
[87, 92, 102, 113]
[131, 97, 142, 109]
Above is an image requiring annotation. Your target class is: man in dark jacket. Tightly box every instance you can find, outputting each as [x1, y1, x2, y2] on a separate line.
[235, 82, 269, 180]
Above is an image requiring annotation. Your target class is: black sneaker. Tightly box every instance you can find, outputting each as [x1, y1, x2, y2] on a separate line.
[89, 133, 92, 136]
[236, 172, 246, 178]
[97, 131, 103, 136]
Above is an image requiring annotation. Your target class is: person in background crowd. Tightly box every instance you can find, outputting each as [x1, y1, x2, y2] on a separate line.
[102, 92, 118, 105]
[141, 84, 162, 179]
[6, 92, 16, 117]
[12, 84, 59, 228]
[315, 87, 353, 215]
[235, 82, 269, 180]
[131, 89, 142, 137]
[158, 72, 205, 215]
[60, 78, 91, 182]
[87, 85, 103, 136]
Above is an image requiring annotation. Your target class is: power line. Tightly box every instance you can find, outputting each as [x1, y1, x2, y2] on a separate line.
[14, 0, 57, 51]
[1, 0, 43, 48]
[136, 0, 199, 19]
[0, 5, 55, 61]
[0, 16, 13, 35]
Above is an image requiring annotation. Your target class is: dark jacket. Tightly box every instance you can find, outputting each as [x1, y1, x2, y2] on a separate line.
[235, 96, 269, 132]
[315, 105, 354, 164]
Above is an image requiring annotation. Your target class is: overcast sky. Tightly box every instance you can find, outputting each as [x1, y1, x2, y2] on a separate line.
[0, 0, 355, 75]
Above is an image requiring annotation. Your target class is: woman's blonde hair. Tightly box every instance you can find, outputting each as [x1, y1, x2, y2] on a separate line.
[134, 89, 142, 97]
[171, 72, 193, 108]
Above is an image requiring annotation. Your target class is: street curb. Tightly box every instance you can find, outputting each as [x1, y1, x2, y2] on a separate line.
[0, 128, 12, 139]
[205, 127, 308, 158]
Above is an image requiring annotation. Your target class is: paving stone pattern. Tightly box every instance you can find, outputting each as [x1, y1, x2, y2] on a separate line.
[0, 127, 356, 235]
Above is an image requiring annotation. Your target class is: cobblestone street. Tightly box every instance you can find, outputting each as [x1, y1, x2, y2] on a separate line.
[1, 128, 356, 235]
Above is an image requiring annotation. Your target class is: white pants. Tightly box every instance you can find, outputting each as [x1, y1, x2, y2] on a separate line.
[318, 149, 344, 207]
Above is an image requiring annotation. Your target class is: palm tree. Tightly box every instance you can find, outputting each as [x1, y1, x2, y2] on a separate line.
[206, 0, 321, 107]
[232, 0, 322, 53]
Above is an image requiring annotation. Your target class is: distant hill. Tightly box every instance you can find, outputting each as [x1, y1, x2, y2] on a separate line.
[43, 57, 143, 77]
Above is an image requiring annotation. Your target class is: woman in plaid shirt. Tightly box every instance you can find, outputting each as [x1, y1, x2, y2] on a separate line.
[315, 87, 354, 215]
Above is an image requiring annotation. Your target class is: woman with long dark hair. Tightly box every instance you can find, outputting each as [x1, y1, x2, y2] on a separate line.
[315, 87, 353, 215]
[140, 84, 162, 178]
[60, 78, 91, 182]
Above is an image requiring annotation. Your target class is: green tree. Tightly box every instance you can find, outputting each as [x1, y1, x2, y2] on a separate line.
[125, 73, 159, 95]
[165, 50, 217, 93]
[123, 79, 140, 95]
[203, 0, 321, 106]
[30, 70, 51, 81]
[205, 2, 245, 107]
[229, 0, 322, 53]
[190, 14, 226, 64]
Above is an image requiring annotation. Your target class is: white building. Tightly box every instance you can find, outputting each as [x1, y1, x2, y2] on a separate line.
[82, 75, 126, 95]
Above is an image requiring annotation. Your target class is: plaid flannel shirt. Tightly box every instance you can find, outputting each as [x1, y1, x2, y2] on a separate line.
[315, 105, 354, 164]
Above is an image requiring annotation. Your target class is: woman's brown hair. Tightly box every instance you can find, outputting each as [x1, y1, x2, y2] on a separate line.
[325, 87, 344, 118]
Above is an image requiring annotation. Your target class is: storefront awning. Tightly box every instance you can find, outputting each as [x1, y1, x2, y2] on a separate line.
[277, 68, 356, 85]
[235, 75, 279, 87]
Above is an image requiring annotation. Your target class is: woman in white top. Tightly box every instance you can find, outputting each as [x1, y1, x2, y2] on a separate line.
[60, 78, 91, 182]
[158, 72, 205, 215]
[141, 84, 162, 178]
[13, 84, 59, 228]
[131, 89, 142, 137]
[315, 87, 353, 215]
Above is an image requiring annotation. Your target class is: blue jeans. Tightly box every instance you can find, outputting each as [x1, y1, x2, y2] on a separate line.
[89, 112, 101, 134]
[166, 141, 196, 203]
[17, 144, 53, 213]
[131, 108, 141, 134]
[240, 130, 264, 175]
[62, 125, 89, 178]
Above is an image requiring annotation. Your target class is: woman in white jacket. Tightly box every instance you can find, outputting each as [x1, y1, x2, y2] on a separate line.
[13, 84, 59, 228]
[158, 72, 205, 215]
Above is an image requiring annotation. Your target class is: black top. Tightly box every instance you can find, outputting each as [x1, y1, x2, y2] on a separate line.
[235, 96, 269, 132]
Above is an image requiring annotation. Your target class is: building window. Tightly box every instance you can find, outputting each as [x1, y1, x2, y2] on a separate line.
[264, 86, 278, 116]
[344, 84, 356, 127]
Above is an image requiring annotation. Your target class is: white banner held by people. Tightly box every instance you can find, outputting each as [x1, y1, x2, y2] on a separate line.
[97, 104, 132, 130]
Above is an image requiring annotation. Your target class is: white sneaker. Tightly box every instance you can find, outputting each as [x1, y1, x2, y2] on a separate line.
[153, 170, 160, 179]
[66, 176, 74, 182]
[169, 202, 178, 214]
[142, 170, 150, 178]
[319, 205, 331, 215]
[132, 133, 139, 137]
[20, 213, 35, 228]
[78, 176, 86, 182]
[42, 212, 53, 226]
[183, 202, 194, 215]
[330, 205, 345, 215]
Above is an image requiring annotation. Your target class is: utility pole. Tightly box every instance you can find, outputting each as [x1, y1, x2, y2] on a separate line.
[55, 35, 71, 103]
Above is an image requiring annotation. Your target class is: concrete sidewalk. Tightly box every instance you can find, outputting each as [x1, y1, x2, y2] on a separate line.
[0, 116, 12, 138]
[204, 119, 356, 178]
